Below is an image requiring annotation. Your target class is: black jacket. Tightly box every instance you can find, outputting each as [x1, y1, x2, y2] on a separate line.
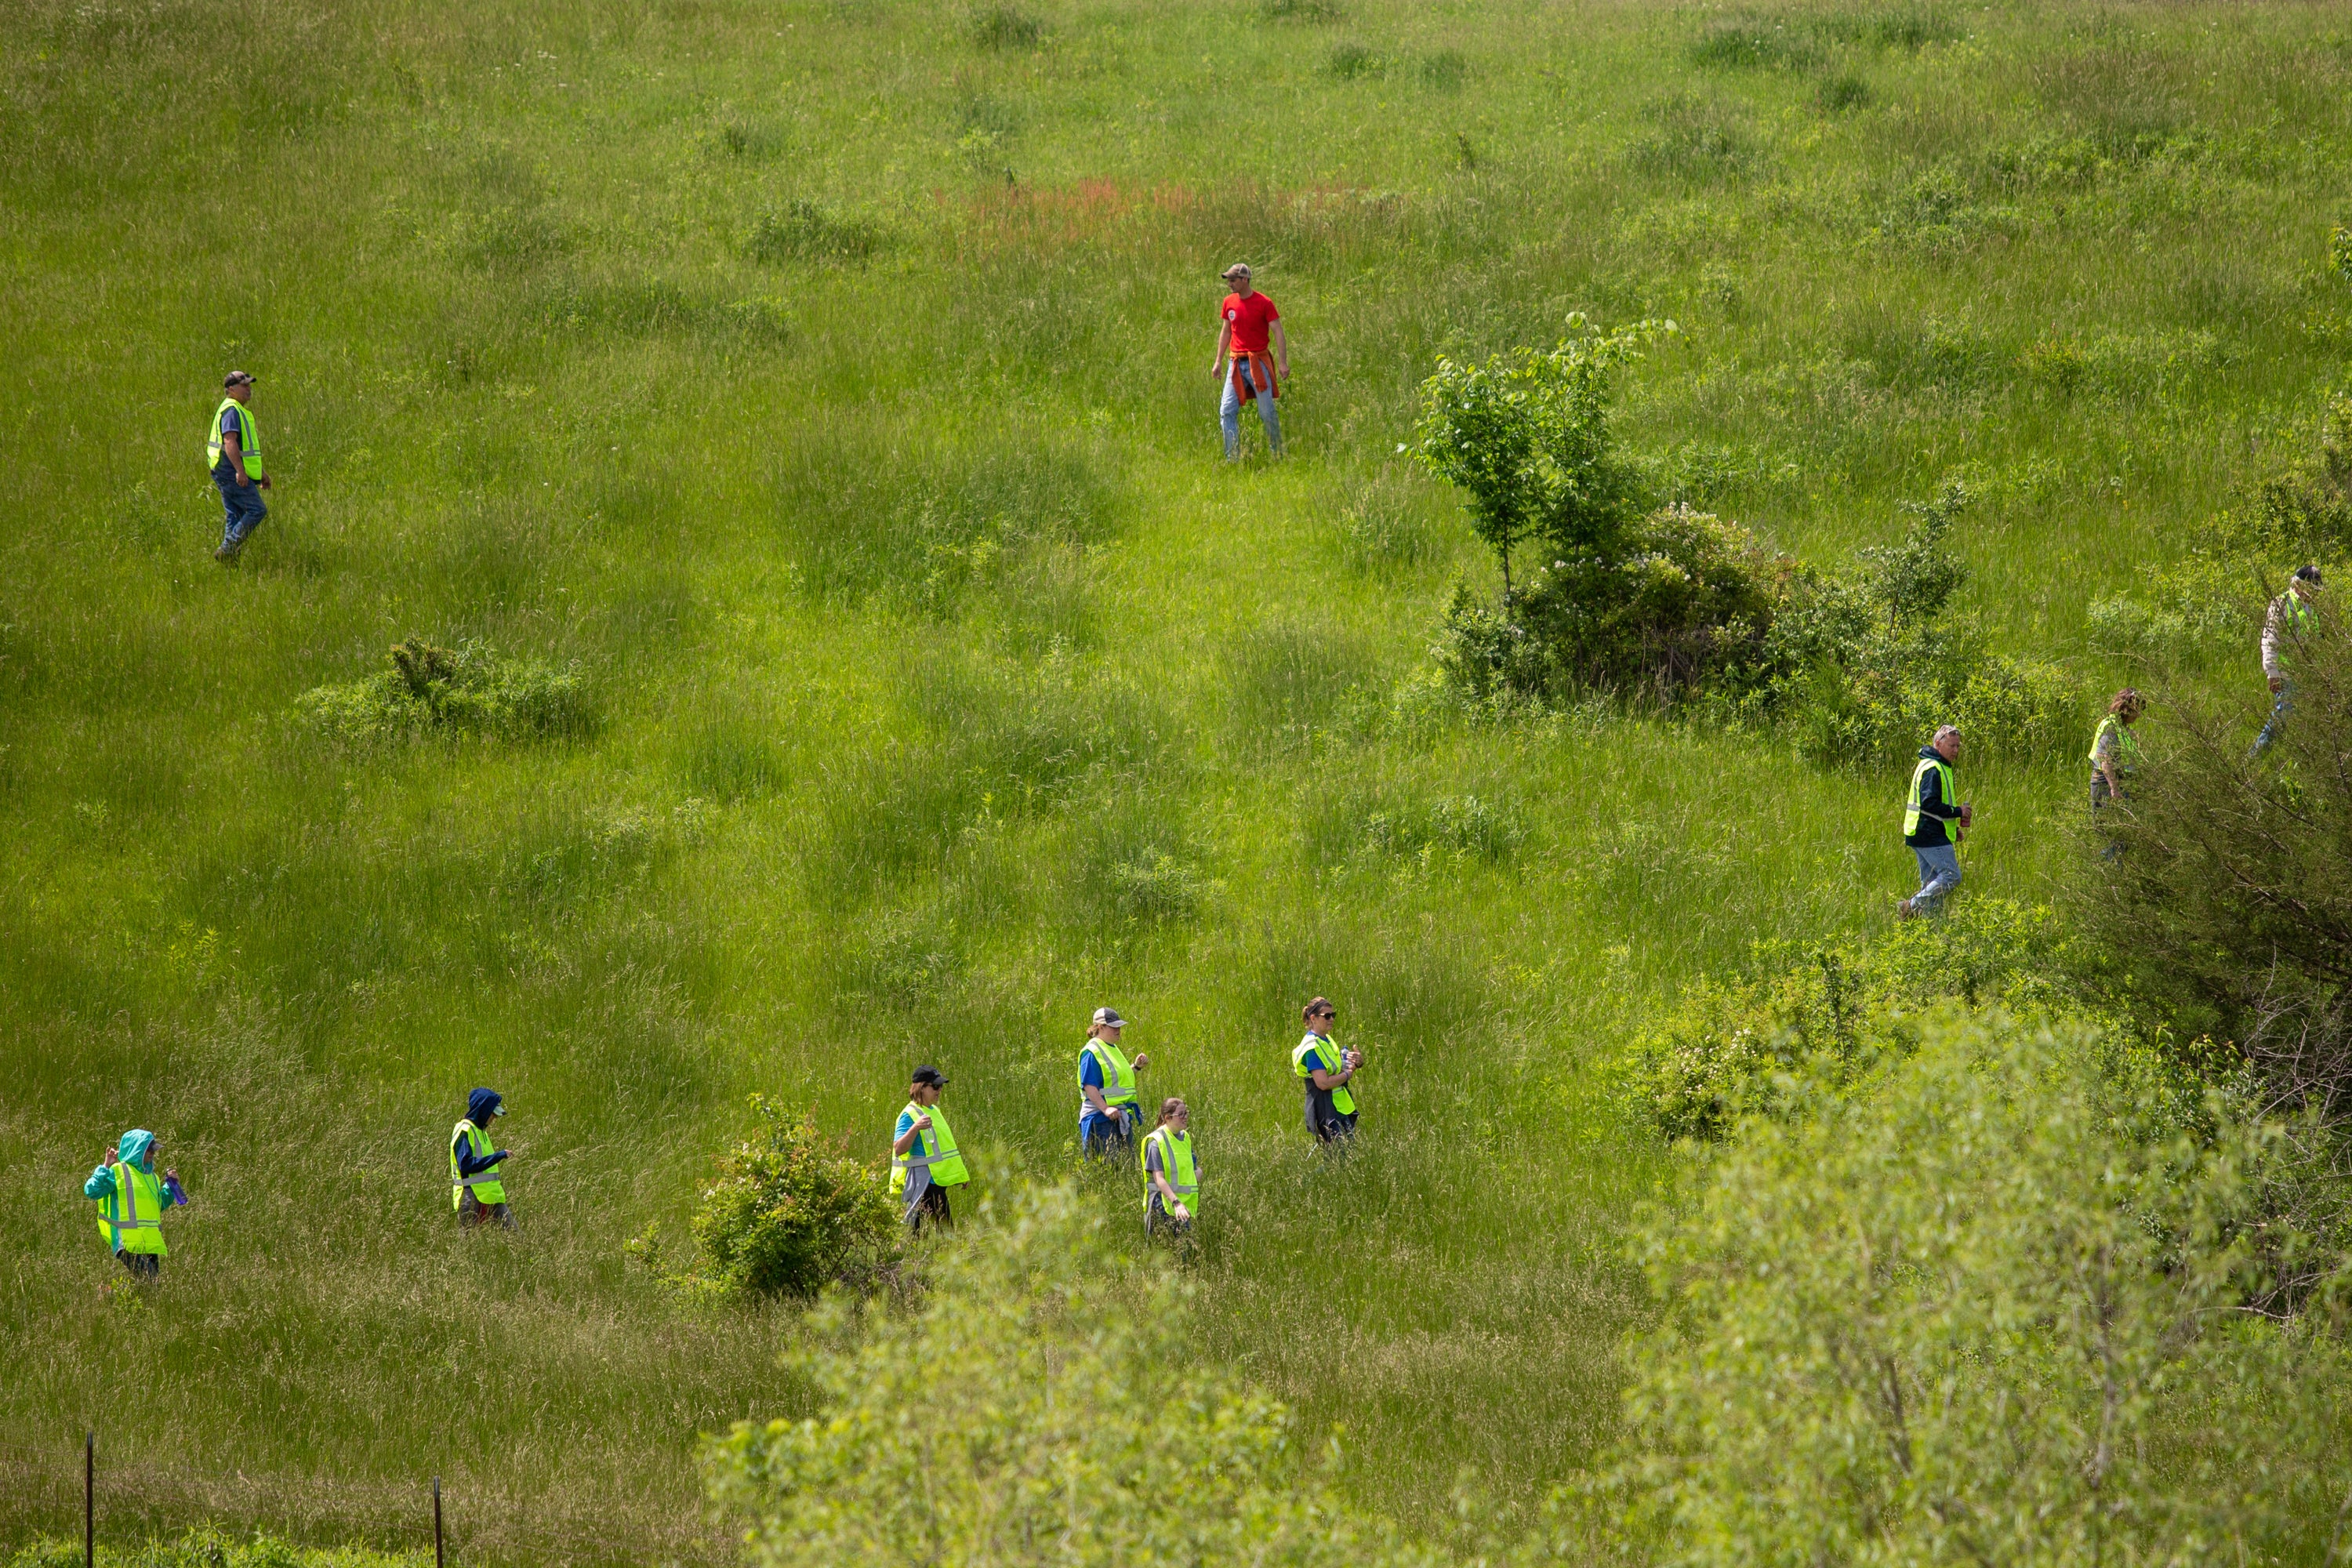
[1905, 746, 1963, 848]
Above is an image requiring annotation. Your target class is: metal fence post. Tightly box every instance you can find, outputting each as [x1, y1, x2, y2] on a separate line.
[85, 1431, 94, 1568]
[434, 1476, 444, 1568]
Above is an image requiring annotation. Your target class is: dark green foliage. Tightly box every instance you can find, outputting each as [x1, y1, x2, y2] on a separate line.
[295, 640, 594, 744]
[1323, 40, 1390, 79]
[1857, 479, 1970, 630]
[2084, 609, 2352, 1111]
[1813, 71, 1870, 112]
[660, 1097, 899, 1300]
[743, 200, 884, 265]
[964, 5, 1041, 50]
[1258, 0, 1344, 20]
[1436, 506, 1780, 703]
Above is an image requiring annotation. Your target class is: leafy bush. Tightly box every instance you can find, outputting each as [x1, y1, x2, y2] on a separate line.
[295, 639, 593, 744]
[1624, 1014, 2352, 1568]
[1106, 848, 1215, 920]
[638, 1096, 899, 1301]
[704, 1180, 1396, 1568]
[1628, 898, 2096, 1140]
[7, 1528, 424, 1568]
[743, 200, 884, 265]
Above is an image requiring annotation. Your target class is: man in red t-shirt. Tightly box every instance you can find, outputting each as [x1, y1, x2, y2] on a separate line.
[1213, 263, 1288, 459]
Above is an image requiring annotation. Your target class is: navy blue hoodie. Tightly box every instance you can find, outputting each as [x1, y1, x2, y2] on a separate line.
[454, 1088, 508, 1178]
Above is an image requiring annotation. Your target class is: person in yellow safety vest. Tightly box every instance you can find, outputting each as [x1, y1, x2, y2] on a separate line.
[1897, 725, 1970, 920]
[2256, 565, 2322, 755]
[1141, 1098, 1200, 1239]
[85, 1129, 190, 1280]
[206, 370, 272, 564]
[891, 1065, 971, 1232]
[451, 1087, 515, 1229]
[1294, 996, 1362, 1144]
[1079, 1006, 1150, 1159]
[2091, 688, 2145, 809]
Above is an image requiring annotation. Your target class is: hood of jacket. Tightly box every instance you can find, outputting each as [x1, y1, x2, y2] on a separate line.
[117, 1129, 156, 1171]
[1918, 744, 1949, 764]
[466, 1087, 503, 1128]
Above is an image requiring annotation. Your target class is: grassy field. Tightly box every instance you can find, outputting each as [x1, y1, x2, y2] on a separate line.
[5, 0, 2350, 1559]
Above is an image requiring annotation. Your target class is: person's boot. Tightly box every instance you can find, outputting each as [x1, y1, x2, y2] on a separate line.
[1896, 897, 1916, 920]
[214, 538, 241, 564]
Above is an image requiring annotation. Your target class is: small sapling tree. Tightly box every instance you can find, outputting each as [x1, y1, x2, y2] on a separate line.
[1411, 317, 1664, 603]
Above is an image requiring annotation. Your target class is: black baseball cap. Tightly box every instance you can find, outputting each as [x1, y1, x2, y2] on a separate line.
[911, 1065, 948, 1087]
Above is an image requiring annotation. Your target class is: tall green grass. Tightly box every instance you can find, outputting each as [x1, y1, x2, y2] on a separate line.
[5, 0, 2348, 1559]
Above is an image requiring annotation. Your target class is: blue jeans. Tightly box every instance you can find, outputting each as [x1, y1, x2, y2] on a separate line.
[2254, 682, 2293, 754]
[1220, 362, 1282, 458]
[1081, 1107, 1136, 1158]
[213, 462, 267, 551]
[1911, 843, 1962, 913]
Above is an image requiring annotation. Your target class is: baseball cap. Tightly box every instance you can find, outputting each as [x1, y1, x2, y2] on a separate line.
[911, 1065, 948, 1087]
[1221, 263, 1251, 279]
[223, 370, 257, 388]
[1092, 1007, 1125, 1028]
[2295, 564, 2324, 585]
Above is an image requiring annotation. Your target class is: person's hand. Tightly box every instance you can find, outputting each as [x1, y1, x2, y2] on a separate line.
[1278, 361, 1290, 381]
[1131, 1052, 1150, 1070]
[913, 1113, 932, 1133]
[1172, 1201, 1190, 1222]
[2271, 675, 2286, 693]
[1108, 1105, 1126, 1123]
[235, 471, 252, 488]
[164, 1167, 179, 1181]
[258, 475, 272, 489]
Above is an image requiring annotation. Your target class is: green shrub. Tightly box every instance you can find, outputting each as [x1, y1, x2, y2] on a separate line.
[704, 1180, 1395, 1568]
[1625, 1014, 2352, 1568]
[295, 639, 593, 744]
[1106, 848, 1215, 920]
[743, 200, 884, 265]
[646, 1096, 899, 1301]
[1627, 898, 2092, 1139]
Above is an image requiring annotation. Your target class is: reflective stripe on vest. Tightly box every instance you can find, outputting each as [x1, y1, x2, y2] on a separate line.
[2089, 715, 2140, 771]
[97, 1162, 167, 1256]
[1904, 757, 1955, 839]
[450, 1120, 506, 1210]
[1294, 1033, 1356, 1116]
[206, 397, 263, 476]
[1080, 1038, 1139, 1116]
[891, 1100, 970, 1192]
[1142, 1127, 1199, 1212]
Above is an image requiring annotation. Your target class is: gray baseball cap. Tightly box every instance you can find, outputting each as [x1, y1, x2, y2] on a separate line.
[223, 370, 257, 388]
[1092, 1007, 1125, 1027]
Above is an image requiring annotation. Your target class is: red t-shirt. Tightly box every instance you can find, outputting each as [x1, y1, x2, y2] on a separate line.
[1221, 291, 1279, 355]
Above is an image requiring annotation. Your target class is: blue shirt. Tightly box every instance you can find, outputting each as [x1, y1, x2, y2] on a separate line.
[1079, 1051, 1105, 1091]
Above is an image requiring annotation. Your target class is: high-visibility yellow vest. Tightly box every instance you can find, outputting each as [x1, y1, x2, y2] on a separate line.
[206, 397, 263, 477]
[1142, 1126, 1199, 1214]
[2089, 715, 2140, 773]
[1904, 757, 1957, 839]
[1080, 1037, 1139, 1117]
[2279, 591, 2315, 667]
[449, 1120, 506, 1210]
[1294, 1033, 1355, 1116]
[890, 1101, 970, 1194]
[96, 1162, 168, 1257]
